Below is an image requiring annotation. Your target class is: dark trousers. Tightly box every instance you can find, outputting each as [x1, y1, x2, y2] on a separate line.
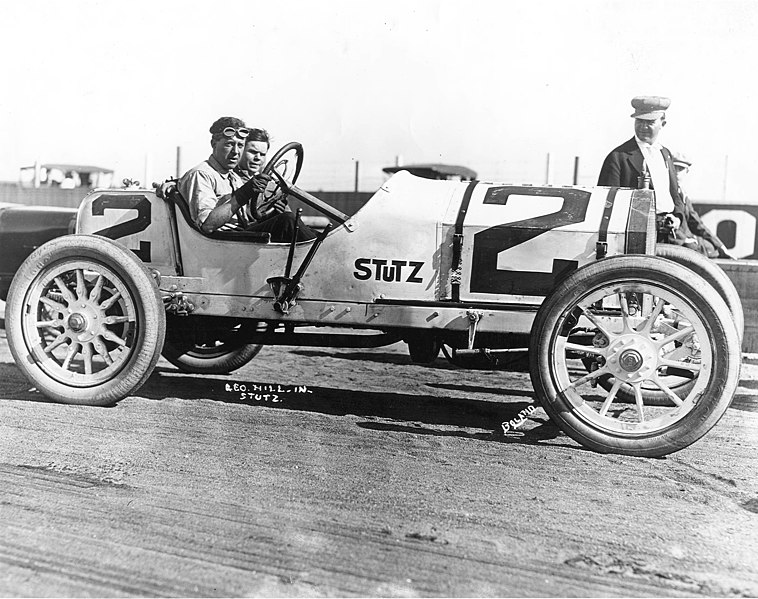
[244, 212, 317, 243]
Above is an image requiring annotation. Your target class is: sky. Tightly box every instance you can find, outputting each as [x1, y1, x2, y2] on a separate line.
[1, 0, 757, 201]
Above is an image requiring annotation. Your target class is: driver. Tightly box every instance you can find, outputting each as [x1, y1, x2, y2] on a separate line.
[176, 116, 269, 233]
[234, 128, 315, 242]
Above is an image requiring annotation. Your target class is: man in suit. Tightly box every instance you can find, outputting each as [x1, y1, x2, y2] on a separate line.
[598, 96, 692, 249]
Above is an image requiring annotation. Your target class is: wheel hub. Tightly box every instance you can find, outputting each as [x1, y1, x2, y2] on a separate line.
[619, 349, 643, 372]
[605, 335, 658, 383]
[67, 313, 87, 333]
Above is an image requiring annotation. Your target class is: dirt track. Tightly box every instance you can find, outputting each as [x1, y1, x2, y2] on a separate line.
[0, 321, 757, 597]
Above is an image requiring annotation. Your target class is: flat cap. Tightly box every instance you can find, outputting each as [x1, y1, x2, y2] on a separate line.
[630, 96, 671, 120]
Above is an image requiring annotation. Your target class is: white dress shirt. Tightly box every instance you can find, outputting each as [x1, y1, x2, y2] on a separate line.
[635, 137, 675, 213]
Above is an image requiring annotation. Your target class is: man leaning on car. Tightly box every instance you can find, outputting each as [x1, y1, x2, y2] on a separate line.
[597, 96, 727, 258]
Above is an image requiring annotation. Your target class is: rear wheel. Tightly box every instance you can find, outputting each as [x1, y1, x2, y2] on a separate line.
[6, 235, 165, 405]
[655, 243, 743, 339]
[530, 255, 740, 457]
[406, 335, 440, 364]
[161, 316, 263, 374]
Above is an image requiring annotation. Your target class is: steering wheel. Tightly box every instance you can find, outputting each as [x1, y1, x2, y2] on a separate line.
[252, 142, 304, 220]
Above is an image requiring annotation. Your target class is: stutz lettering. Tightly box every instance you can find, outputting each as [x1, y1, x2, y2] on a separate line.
[353, 258, 425, 283]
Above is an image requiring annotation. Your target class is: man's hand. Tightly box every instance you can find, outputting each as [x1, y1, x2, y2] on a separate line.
[249, 172, 272, 194]
[152, 179, 178, 200]
[664, 213, 681, 231]
[267, 191, 288, 214]
[234, 172, 273, 206]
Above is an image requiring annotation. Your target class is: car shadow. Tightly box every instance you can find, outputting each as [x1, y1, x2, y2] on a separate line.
[288, 349, 460, 369]
[135, 367, 571, 448]
[0, 361, 569, 447]
[426, 382, 535, 398]
[356, 420, 574, 449]
[142, 367, 529, 423]
[289, 348, 532, 372]
[3, 359, 755, 421]
[0, 363, 60, 403]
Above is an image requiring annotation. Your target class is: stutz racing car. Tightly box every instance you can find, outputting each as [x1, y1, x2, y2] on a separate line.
[6, 143, 743, 457]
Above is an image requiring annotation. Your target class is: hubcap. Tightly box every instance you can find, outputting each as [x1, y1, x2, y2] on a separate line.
[619, 349, 643, 372]
[67, 313, 87, 332]
[605, 335, 657, 383]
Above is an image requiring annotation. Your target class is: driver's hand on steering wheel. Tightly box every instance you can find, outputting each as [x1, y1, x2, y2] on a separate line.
[246, 172, 272, 194]
[268, 193, 288, 214]
[252, 191, 288, 221]
[234, 172, 273, 208]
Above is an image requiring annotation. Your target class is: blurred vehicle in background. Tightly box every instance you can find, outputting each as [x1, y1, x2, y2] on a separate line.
[0, 203, 77, 300]
[18, 163, 114, 189]
[382, 163, 477, 181]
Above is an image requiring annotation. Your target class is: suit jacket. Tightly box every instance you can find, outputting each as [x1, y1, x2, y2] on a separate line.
[597, 137, 686, 222]
[680, 189, 725, 254]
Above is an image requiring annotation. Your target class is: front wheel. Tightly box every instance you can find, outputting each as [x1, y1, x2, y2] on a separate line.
[591, 244, 745, 406]
[6, 235, 166, 405]
[530, 255, 740, 457]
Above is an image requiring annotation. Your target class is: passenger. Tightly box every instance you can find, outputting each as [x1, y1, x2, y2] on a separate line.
[177, 116, 269, 233]
[235, 127, 269, 180]
[234, 128, 316, 242]
[671, 152, 735, 259]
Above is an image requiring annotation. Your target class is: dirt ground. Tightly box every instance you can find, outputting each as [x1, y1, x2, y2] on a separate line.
[0, 316, 756, 597]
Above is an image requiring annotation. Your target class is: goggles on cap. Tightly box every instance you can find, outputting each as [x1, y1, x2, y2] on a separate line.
[220, 126, 250, 139]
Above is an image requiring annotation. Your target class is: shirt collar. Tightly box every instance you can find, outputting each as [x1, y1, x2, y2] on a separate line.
[235, 166, 253, 182]
[635, 135, 662, 152]
[208, 154, 231, 176]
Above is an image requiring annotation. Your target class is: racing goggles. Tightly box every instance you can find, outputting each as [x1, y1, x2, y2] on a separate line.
[221, 126, 250, 139]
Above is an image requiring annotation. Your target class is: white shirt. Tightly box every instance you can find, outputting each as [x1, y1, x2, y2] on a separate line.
[179, 155, 244, 229]
[635, 137, 675, 213]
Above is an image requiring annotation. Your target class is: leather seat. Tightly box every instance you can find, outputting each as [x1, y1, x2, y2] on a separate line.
[165, 186, 271, 243]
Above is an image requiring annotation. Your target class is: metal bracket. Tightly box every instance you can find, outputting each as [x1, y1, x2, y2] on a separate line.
[466, 309, 484, 350]
[266, 276, 303, 315]
[268, 223, 332, 315]
[162, 286, 195, 316]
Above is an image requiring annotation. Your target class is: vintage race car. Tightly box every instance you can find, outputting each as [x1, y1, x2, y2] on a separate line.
[5, 143, 743, 457]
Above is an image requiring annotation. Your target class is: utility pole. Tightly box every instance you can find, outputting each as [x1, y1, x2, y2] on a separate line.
[354, 160, 360, 193]
[573, 156, 580, 185]
[176, 146, 182, 180]
[722, 154, 729, 202]
[545, 152, 552, 185]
